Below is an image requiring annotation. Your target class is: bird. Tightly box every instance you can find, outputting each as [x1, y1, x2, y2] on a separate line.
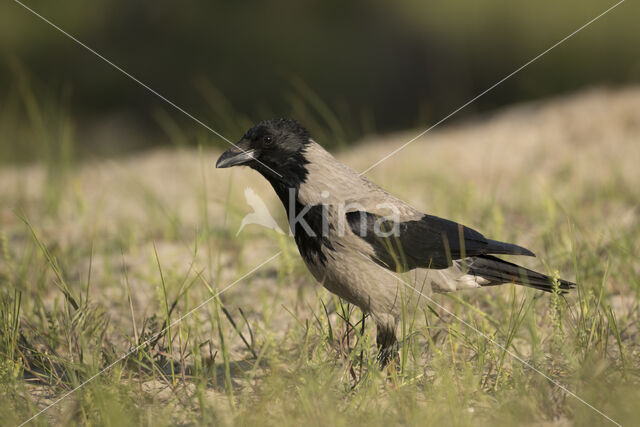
[216, 118, 575, 367]
[236, 187, 285, 236]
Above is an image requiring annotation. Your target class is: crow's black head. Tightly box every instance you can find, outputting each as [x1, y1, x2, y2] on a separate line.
[216, 118, 311, 187]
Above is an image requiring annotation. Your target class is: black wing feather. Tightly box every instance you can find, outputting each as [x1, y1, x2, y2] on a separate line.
[346, 211, 535, 271]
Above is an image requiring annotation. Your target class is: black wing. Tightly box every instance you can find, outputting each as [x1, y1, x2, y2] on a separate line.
[346, 211, 534, 271]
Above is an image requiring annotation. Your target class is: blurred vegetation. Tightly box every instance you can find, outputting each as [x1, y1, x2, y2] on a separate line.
[1, 86, 639, 424]
[1, 0, 639, 162]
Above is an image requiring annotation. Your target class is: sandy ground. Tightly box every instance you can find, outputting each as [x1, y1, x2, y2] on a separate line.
[1, 85, 639, 363]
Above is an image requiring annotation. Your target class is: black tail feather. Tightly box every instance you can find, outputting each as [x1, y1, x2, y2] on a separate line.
[468, 255, 575, 293]
[485, 239, 536, 257]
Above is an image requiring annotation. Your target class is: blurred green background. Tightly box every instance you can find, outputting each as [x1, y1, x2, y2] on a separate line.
[1, 0, 638, 162]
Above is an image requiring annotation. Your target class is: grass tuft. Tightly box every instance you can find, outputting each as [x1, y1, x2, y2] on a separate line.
[1, 86, 639, 425]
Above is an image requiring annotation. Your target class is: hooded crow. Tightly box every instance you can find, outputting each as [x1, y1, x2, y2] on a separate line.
[216, 118, 575, 366]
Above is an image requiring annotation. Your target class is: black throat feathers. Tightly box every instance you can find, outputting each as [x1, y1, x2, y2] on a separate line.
[256, 153, 335, 266]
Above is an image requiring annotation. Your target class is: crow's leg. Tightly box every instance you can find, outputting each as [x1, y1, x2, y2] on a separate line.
[376, 325, 399, 368]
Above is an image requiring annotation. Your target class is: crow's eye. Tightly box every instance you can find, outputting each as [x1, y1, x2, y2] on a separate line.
[263, 135, 273, 145]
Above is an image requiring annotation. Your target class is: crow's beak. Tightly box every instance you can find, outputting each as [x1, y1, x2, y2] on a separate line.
[216, 146, 256, 168]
